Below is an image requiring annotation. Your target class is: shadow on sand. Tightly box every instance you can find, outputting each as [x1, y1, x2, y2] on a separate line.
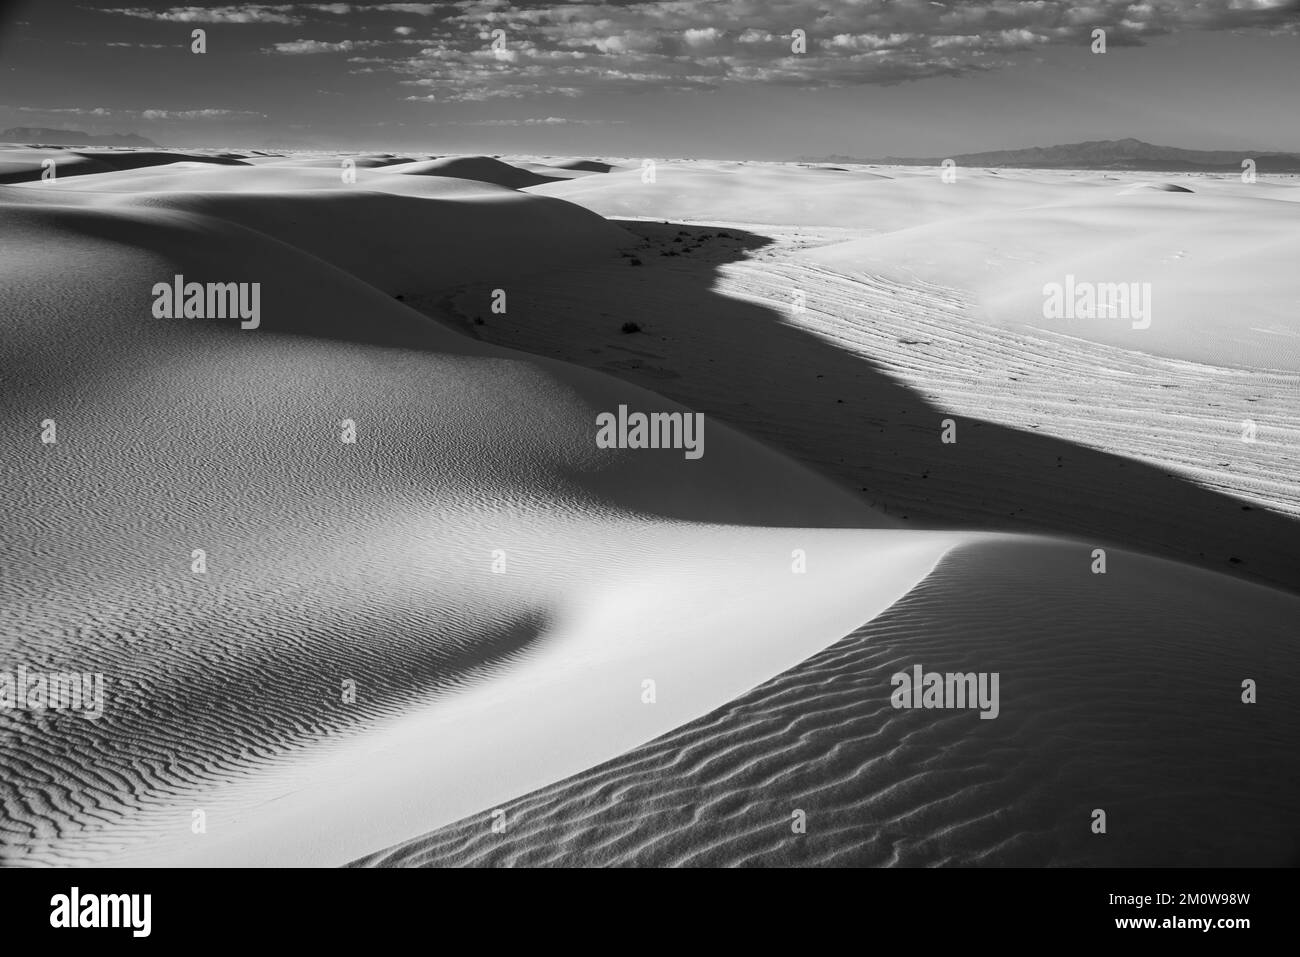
[439, 220, 1300, 596]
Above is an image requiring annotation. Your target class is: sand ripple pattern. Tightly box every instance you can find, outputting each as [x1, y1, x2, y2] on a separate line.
[355, 538, 1300, 867]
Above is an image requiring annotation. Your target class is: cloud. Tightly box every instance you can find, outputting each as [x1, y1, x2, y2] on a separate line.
[265, 37, 436, 55]
[362, 0, 1300, 98]
[101, 1, 1300, 100]
[139, 108, 266, 119]
[682, 28, 723, 50]
[99, 2, 449, 22]
[101, 5, 305, 24]
[3, 105, 114, 116]
[267, 39, 356, 54]
[446, 116, 627, 126]
[2, 105, 265, 122]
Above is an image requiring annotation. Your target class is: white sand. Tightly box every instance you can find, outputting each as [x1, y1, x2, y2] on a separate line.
[533, 162, 1300, 371]
[2, 149, 1295, 867]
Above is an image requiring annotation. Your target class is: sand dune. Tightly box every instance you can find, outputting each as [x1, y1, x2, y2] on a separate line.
[3, 162, 634, 300]
[535, 164, 1300, 372]
[377, 155, 563, 188]
[59, 525, 956, 867]
[70, 150, 251, 171]
[0, 147, 248, 184]
[529, 160, 1077, 229]
[0, 149, 117, 184]
[248, 153, 416, 169]
[509, 159, 627, 180]
[437, 220, 1300, 594]
[13, 162, 500, 194]
[542, 159, 621, 173]
[2, 149, 1294, 868]
[356, 536, 1300, 867]
[1, 148, 952, 866]
[803, 176, 1300, 371]
[1124, 181, 1195, 193]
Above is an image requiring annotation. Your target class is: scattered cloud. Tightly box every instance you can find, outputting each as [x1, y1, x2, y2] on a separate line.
[97, 1, 1300, 100]
[264, 37, 431, 54]
[374, 0, 1300, 99]
[101, 5, 305, 24]
[3, 105, 114, 116]
[445, 116, 627, 126]
[139, 108, 266, 119]
[267, 39, 356, 54]
[2, 105, 265, 121]
[98, 2, 446, 24]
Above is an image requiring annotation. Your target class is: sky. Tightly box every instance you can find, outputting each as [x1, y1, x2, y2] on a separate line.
[1, 0, 1297, 157]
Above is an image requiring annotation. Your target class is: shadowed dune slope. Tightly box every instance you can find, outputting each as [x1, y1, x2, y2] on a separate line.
[378, 155, 563, 188]
[0, 148, 248, 184]
[545, 159, 621, 173]
[441, 221, 1300, 594]
[354, 536, 1300, 868]
[248, 154, 417, 169]
[3, 164, 636, 297]
[8, 164, 506, 195]
[0, 150, 117, 184]
[0, 199, 857, 521]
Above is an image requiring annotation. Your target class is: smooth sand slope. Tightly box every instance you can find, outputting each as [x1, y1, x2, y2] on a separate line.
[534, 162, 1300, 371]
[531, 160, 1075, 230]
[2, 149, 1295, 867]
[803, 178, 1300, 372]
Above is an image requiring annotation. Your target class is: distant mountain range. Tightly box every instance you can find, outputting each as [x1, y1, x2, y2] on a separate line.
[802, 138, 1300, 172]
[1, 127, 159, 148]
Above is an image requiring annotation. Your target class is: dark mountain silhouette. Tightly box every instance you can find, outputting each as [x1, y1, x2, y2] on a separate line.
[1, 127, 159, 148]
[804, 138, 1300, 172]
